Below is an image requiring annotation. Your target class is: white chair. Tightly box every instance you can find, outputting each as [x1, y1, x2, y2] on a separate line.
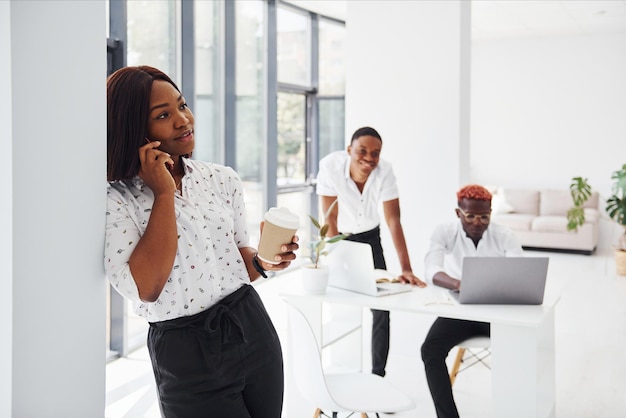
[449, 336, 491, 386]
[286, 303, 415, 418]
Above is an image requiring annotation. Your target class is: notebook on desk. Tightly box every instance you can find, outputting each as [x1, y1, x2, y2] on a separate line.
[326, 240, 413, 297]
[451, 256, 549, 305]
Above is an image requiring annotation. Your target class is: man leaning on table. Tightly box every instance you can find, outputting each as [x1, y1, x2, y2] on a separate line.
[421, 184, 523, 418]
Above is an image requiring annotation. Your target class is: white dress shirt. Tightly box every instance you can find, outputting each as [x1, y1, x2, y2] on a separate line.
[105, 158, 251, 322]
[315, 150, 399, 234]
[424, 221, 523, 284]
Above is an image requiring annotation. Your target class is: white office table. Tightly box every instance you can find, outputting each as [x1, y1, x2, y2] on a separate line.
[281, 283, 559, 418]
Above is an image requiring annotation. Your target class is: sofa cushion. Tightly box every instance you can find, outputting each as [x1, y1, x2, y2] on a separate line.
[531, 216, 568, 233]
[501, 189, 540, 216]
[492, 214, 535, 231]
[583, 192, 599, 209]
[491, 187, 514, 214]
[540, 190, 572, 216]
[584, 208, 599, 223]
[539, 190, 600, 216]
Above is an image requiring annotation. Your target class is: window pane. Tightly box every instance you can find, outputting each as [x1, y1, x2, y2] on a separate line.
[277, 7, 311, 86]
[277, 92, 306, 186]
[318, 19, 345, 95]
[194, 0, 223, 163]
[236, 0, 265, 245]
[318, 98, 345, 158]
[123, 0, 180, 356]
[127, 0, 178, 80]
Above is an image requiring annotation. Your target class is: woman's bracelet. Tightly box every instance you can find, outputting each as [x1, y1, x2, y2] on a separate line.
[252, 253, 268, 279]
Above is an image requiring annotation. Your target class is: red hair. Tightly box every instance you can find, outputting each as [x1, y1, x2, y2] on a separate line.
[457, 184, 492, 203]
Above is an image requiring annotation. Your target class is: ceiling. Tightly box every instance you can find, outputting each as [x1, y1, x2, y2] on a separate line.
[283, 0, 626, 41]
[472, 0, 626, 40]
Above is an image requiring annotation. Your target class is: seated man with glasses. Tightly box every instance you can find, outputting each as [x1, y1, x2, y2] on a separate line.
[420, 184, 523, 418]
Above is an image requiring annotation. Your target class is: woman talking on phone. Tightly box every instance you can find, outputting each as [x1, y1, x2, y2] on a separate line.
[105, 65, 298, 417]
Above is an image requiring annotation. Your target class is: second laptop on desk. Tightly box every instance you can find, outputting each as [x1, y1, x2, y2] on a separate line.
[451, 256, 550, 305]
[326, 240, 412, 297]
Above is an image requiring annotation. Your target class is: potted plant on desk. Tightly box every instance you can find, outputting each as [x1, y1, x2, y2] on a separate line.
[302, 199, 349, 294]
[606, 164, 626, 276]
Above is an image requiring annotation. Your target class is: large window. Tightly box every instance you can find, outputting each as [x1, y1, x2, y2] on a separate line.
[108, 0, 183, 358]
[127, 0, 179, 81]
[277, 6, 311, 87]
[277, 91, 306, 186]
[318, 98, 345, 160]
[318, 19, 345, 96]
[236, 0, 266, 244]
[318, 18, 346, 155]
[276, 4, 316, 249]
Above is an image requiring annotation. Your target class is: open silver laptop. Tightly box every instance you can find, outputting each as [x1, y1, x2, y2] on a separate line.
[451, 256, 549, 305]
[326, 240, 413, 297]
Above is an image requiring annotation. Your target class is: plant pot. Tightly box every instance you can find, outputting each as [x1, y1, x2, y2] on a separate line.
[616, 250, 626, 276]
[301, 264, 329, 295]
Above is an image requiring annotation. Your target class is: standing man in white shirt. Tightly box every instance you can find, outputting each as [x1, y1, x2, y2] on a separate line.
[316, 126, 426, 377]
[421, 184, 523, 418]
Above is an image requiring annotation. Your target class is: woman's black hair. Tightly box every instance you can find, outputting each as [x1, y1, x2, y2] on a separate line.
[107, 65, 180, 182]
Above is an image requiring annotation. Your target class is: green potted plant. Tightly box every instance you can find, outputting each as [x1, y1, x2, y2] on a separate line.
[566, 177, 593, 232]
[301, 199, 349, 294]
[606, 164, 626, 275]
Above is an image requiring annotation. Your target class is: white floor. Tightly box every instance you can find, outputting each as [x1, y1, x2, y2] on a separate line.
[106, 246, 626, 418]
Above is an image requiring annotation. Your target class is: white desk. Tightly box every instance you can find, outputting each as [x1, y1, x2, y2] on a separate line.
[281, 283, 559, 418]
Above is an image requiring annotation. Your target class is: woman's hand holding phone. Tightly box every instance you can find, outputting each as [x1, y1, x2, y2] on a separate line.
[138, 140, 176, 196]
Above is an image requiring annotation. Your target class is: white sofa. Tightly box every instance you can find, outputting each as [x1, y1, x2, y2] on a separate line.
[490, 188, 600, 255]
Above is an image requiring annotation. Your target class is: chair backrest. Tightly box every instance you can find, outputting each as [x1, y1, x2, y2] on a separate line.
[286, 304, 338, 408]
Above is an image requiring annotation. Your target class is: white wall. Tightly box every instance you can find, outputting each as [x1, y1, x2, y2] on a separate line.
[345, 0, 471, 277]
[0, 1, 13, 416]
[471, 33, 626, 249]
[8, 1, 107, 416]
[471, 34, 626, 198]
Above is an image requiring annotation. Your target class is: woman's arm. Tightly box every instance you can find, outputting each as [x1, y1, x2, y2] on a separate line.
[128, 142, 178, 302]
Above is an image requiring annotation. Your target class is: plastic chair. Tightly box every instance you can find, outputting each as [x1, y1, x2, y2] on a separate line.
[449, 336, 491, 386]
[286, 303, 415, 418]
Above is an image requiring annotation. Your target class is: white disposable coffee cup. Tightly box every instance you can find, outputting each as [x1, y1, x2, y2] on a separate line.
[257, 207, 300, 264]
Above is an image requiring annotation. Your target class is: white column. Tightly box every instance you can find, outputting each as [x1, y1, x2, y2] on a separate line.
[0, 1, 14, 416]
[344, 0, 471, 276]
[6, 1, 107, 416]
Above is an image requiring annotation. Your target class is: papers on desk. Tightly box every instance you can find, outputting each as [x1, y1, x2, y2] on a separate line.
[422, 288, 457, 306]
[374, 268, 400, 283]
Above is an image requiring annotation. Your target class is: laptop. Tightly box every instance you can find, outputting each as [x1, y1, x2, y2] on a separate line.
[451, 256, 549, 305]
[326, 240, 413, 297]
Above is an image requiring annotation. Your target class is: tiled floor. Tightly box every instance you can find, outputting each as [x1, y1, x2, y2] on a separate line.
[106, 246, 626, 417]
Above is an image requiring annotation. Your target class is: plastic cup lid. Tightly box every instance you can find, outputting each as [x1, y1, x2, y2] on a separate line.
[264, 207, 300, 229]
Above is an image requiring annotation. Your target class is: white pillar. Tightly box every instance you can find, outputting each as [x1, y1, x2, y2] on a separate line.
[0, 1, 14, 416]
[345, 0, 471, 275]
[3, 1, 107, 416]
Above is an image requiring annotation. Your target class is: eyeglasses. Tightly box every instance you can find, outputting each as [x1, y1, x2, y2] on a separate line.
[457, 207, 491, 225]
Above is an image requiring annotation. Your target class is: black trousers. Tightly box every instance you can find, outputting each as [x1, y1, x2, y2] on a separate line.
[346, 226, 390, 377]
[421, 317, 490, 418]
[147, 284, 284, 418]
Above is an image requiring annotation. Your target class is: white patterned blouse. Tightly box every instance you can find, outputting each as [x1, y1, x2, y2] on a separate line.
[104, 158, 251, 322]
